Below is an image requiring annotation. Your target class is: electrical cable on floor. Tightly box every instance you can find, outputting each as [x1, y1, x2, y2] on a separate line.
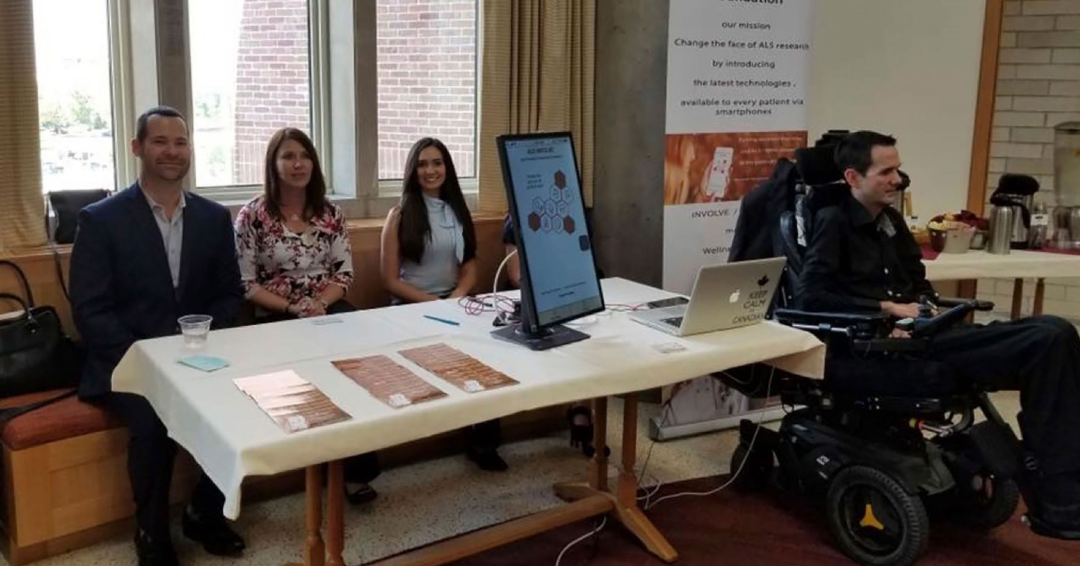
[644, 365, 777, 511]
[553, 516, 607, 566]
[634, 401, 673, 508]
[553, 396, 669, 565]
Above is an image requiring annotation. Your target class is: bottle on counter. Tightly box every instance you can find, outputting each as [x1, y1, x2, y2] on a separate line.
[1029, 202, 1049, 249]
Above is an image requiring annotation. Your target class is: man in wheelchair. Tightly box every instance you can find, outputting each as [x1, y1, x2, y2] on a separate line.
[797, 130, 1080, 540]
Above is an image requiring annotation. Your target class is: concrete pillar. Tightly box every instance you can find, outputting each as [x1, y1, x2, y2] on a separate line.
[593, 0, 668, 287]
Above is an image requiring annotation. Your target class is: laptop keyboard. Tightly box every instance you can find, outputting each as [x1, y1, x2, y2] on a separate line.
[661, 316, 684, 327]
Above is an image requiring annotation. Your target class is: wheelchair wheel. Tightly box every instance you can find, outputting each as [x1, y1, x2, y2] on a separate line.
[826, 466, 929, 566]
[730, 442, 773, 492]
[958, 475, 1021, 530]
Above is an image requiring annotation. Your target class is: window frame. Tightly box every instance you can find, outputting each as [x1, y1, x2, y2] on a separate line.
[92, 0, 480, 216]
[181, 0, 327, 201]
[373, 0, 481, 192]
[31, 0, 129, 194]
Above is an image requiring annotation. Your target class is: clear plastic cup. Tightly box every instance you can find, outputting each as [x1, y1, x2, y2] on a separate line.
[178, 314, 213, 349]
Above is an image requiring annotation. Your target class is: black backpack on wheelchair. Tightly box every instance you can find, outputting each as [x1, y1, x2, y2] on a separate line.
[720, 144, 1027, 566]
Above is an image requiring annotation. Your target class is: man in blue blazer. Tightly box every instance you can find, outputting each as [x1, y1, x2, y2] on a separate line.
[70, 106, 245, 566]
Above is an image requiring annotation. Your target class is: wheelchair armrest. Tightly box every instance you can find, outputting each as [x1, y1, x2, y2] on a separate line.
[776, 309, 932, 354]
[910, 299, 986, 338]
[934, 297, 994, 311]
[773, 308, 888, 337]
[773, 308, 885, 325]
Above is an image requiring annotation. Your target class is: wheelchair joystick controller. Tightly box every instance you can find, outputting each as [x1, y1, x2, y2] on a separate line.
[894, 297, 941, 334]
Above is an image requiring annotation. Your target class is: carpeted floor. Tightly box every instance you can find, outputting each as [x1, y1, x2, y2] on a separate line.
[450, 475, 1078, 566]
[15, 392, 1061, 566]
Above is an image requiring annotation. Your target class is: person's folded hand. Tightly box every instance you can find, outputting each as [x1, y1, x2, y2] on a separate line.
[882, 301, 920, 319]
[889, 328, 911, 339]
[296, 297, 325, 318]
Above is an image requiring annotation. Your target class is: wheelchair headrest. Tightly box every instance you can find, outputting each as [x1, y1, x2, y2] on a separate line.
[815, 130, 850, 147]
[794, 145, 842, 186]
[804, 181, 851, 212]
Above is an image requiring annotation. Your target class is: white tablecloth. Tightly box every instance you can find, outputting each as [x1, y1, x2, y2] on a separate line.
[924, 250, 1080, 281]
[112, 278, 825, 519]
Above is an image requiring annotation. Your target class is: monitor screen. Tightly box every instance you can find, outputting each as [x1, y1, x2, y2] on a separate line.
[498, 133, 604, 328]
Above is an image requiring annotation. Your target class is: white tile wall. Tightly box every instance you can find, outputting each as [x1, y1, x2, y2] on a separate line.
[981, 1, 1080, 322]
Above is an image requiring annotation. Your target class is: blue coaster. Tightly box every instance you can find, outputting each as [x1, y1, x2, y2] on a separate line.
[178, 355, 230, 372]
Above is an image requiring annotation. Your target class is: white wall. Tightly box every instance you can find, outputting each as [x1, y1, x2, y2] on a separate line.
[807, 0, 986, 221]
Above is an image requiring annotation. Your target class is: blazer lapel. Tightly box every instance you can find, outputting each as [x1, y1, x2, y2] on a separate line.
[125, 184, 175, 293]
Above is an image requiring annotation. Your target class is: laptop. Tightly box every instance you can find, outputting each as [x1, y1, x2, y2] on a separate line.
[630, 257, 786, 337]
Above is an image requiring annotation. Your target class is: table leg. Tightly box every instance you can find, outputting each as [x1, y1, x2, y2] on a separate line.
[957, 280, 978, 300]
[617, 394, 638, 505]
[589, 397, 608, 492]
[304, 466, 325, 566]
[612, 393, 678, 562]
[553, 394, 678, 562]
[1033, 278, 1045, 317]
[1011, 278, 1024, 320]
[958, 280, 978, 324]
[326, 461, 345, 566]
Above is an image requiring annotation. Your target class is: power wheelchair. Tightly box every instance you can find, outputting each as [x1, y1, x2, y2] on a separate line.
[720, 145, 1028, 566]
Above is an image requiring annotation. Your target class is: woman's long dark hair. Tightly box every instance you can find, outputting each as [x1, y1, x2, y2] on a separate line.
[262, 127, 328, 220]
[397, 138, 476, 264]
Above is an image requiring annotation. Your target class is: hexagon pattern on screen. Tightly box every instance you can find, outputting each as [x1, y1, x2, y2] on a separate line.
[527, 169, 576, 235]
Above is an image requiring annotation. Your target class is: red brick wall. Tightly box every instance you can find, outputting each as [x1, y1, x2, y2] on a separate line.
[232, 0, 311, 185]
[376, 0, 477, 179]
[231, 0, 477, 186]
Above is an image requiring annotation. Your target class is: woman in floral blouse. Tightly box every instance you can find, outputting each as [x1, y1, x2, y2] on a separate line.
[235, 127, 354, 319]
[235, 128, 380, 504]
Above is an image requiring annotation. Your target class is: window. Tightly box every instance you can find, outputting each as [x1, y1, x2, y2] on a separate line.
[27, 0, 479, 215]
[188, 0, 314, 189]
[33, 0, 115, 193]
[376, 0, 477, 181]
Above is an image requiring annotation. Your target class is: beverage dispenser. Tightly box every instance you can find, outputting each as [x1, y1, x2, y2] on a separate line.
[1052, 122, 1080, 247]
[989, 174, 1038, 250]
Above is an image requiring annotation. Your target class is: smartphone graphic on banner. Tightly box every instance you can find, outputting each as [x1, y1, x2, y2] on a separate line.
[705, 147, 734, 198]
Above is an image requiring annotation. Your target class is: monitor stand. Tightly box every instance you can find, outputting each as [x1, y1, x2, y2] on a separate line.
[491, 323, 590, 351]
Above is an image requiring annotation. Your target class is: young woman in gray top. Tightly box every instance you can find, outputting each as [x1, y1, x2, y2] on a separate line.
[380, 138, 506, 471]
[381, 137, 477, 302]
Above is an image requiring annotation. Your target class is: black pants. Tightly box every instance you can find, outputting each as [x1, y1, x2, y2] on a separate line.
[253, 299, 382, 483]
[95, 392, 225, 539]
[930, 315, 1080, 476]
[469, 418, 501, 452]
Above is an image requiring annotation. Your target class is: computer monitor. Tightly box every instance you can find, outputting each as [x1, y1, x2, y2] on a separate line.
[492, 132, 605, 350]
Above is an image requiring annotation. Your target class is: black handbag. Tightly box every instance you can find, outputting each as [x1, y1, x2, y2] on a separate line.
[0, 260, 82, 405]
[46, 189, 111, 245]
